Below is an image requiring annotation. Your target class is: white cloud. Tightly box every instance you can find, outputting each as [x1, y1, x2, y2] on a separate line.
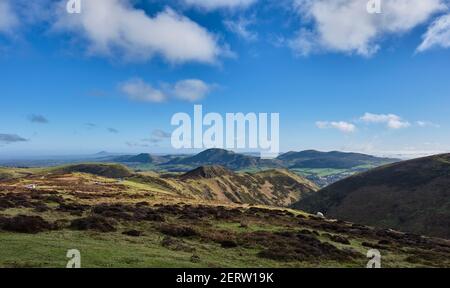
[120, 78, 213, 103]
[172, 79, 212, 102]
[224, 17, 258, 41]
[53, 0, 223, 63]
[0, 0, 18, 34]
[361, 113, 410, 129]
[183, 0, 257, 10]
[316, 121, 356, 133]
[416, 121, 440, 128]
[120, 78, 167, 103]
[291, 0, 445, 56]
[417, 13, 450, 52]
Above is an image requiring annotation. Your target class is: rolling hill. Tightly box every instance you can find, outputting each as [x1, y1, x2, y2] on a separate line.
[292, 154, 450, 238]
[105, 149, 399, 187]
[277, 150, 398, 169]
[111, 153, 172, 164]
[176, 166, 318, 206]
[52, 163, 133, 178]
[46, 163, 318, 207]
[162, 149, 282, 171]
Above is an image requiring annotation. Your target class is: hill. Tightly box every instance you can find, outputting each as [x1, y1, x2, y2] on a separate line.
[112, 153, 169, 164]
[48, 163, 317, 207]
[175, 166, 318, 207]
[277, 150, 398, 169]
[180, 165, 234, 180]
[97, 149, 400, 187]
[292, 154, 450, 238]
[163, 149, 282, 171]
[52, 163, 133, 178]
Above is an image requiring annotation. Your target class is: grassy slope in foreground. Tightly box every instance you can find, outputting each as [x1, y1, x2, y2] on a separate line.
[292, 154, 450, 239]
[0, 166, 450, 268]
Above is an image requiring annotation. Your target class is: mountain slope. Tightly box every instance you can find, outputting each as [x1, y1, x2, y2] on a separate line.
[278, 150, 398, 169]
[163, 149, 282, 170]
[172, 166, 319, 207]
[292, 154, 450, 238]
[54, 162, 318, 207]
[111, 153, 169, 164]
[53, 163, 133, 178]
[180, 165, 234, 180]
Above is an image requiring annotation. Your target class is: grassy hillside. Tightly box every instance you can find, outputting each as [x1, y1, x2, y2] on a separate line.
[162, 149, 282, 171]
[175, 166, 318, 207]
[51, 163, 133, 179]
[1, 168, 449, 268]
[21, 163, 317, 208]
[292, 154, 450, 239]
[277, 150, 398, 169]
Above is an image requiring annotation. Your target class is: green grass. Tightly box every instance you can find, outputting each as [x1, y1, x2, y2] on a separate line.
[0, 229, 372, 268]
[0, 230, 202, 268]
[214, 221, 282, 233]
[130, 163, 159, 171]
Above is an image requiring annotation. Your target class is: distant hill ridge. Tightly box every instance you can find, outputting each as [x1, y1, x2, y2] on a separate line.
[277, 150, 398, 169]
[110, 148, 397, 171]
[163, 148, 283, 170]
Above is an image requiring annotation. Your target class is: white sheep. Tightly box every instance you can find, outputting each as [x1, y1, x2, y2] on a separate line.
[316, 212, 325, 218]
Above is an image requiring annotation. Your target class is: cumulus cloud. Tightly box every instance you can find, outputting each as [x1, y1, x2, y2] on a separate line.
[316, 121, 356, 133]
[120, 78, 167, 103]
[417, 13, 450, 52]
[291, 0, 445, 56]
[0, 0, 18, 34]
[28, 114, 49, 124]
[172, 79, 212, 102]
[361, 113, 411, 129]
[0, 133, 28, 144]
[183, 0, 257, 10]
[120, 78, 213, 103]
[53, 0, 223, 63]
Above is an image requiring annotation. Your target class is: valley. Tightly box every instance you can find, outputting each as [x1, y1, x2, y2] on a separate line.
[113, 149, 399, 187]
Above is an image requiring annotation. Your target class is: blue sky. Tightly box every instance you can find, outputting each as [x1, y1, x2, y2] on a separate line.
[1, 0, 450, 158]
